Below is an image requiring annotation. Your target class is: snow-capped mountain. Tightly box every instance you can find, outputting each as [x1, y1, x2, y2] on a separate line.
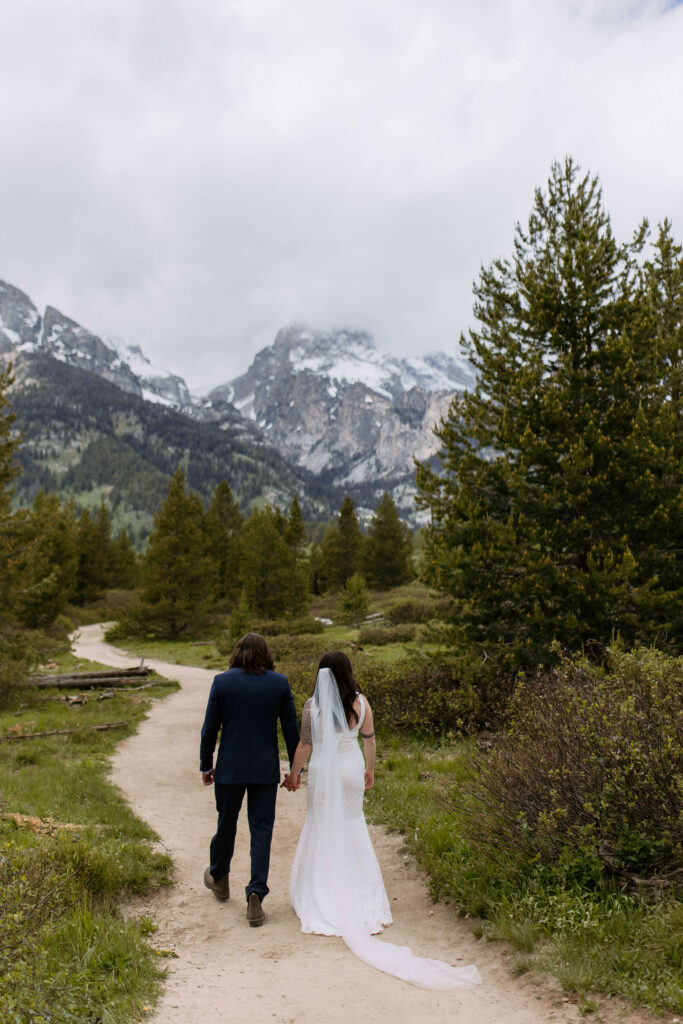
[212, 326, 472, 415]
[1, 279, 475, 516]
[0, 281, 42, 352]
[206, 325, 473, 508]
[0, 280, 192, 409]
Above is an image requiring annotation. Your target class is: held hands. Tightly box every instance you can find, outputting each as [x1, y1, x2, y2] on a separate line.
[280, 771, 301, 792]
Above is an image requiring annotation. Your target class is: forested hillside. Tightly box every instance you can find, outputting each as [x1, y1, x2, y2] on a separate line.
[8, 352, 336, 540]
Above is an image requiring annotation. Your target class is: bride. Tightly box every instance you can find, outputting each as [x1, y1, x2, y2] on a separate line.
[282, 651, 481, 990]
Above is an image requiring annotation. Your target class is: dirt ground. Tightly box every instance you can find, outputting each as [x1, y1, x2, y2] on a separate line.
[72, 625, 657, 1024]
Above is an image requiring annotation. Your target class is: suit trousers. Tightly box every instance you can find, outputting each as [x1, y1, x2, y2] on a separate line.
[210, 782, 278, 901]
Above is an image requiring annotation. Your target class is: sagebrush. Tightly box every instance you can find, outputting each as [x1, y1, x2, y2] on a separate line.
[459, 647, 683, 881]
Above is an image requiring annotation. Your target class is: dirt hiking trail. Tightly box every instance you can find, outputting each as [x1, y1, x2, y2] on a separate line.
[73, 625, 652, 1024]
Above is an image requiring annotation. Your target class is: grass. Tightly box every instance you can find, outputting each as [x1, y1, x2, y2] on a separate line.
[108, 634, 226, 669]
[0, 653, 178, 1024]
[110, 624, 438, 673]
[365, 733, 683, 1016]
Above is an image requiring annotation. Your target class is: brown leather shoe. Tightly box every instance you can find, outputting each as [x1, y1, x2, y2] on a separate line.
[204, 867, 229, 901]
[246, 892, 265, 927]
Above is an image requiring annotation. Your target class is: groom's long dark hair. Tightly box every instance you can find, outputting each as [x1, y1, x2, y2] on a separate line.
[318, 650, 359, 726]
[230, 633, 275, 674]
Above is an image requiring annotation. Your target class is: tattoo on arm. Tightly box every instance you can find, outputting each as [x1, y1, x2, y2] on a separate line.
[300, 700, 313, 746]
[360, 730, 375, 739]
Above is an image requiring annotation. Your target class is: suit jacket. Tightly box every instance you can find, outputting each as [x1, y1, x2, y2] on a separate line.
[199, 667, 299, 785]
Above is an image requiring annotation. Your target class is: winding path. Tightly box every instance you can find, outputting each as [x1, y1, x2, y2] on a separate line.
[73, 625, 642, 1024]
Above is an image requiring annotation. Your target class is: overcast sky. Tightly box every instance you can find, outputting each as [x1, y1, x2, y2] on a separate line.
[1, 0, 681, 390]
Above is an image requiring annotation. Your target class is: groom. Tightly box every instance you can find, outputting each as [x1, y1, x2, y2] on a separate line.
[199, 632, 299, 926]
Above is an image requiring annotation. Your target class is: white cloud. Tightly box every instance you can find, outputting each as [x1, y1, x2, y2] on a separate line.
[0, 0, 681, 388]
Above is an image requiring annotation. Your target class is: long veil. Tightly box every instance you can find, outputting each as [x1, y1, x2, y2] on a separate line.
[309, 667, 481, 990]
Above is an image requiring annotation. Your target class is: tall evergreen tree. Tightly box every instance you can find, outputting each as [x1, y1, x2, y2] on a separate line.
[0, 363, 30, 699]
[340, 572, 370, 627]
[139, 468, 210, 637]
[18, 491, 78, 627]
[337, 495, 363, 579]
[110, 527, 139, 589]
[364, 492, 413, 589]
[308, 541, 323, 595]
[319, 522, 343, 590]
[319, 495, 363, 590]
[635, 221, 683, 628]
[416, 159, 682, 676]
[239, 506, 306, 618]
[204, 480, 243, 604]
[72, 504, 114, 605]
[285, 496, 306, 565]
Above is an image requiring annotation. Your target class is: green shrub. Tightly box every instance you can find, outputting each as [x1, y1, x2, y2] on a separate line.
[214, 617, 325, 658]
[253, 616, 325, 637]
[269, 632, 499, 734]
[366, 731, 683, 1014]
[385, 598, 444, 624]
[358, 624, 416, 645]
[269, 634, 332, 707]
[460, 647, 683, 880]
[354, 653, 495, 735]
[66, 589, 138, 627]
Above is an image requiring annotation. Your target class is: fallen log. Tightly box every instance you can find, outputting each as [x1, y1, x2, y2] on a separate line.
[0, 721, 129, 742]
[35, 666, 148, 682]
[33, 669, 151, 689]
[0, 812, 103, 835]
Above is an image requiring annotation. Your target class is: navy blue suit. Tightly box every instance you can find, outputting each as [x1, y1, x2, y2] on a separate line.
[200, 667, 299, 901]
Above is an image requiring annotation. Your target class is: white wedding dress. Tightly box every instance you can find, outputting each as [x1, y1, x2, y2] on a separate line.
[290, 669, 481, 990]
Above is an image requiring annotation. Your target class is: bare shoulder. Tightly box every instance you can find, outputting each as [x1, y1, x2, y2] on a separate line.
[357, 693, 373, 722]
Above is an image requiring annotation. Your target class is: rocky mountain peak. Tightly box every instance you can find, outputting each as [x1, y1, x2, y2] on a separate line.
[0, 280, 42, 353]
[0, 279, 194, 410]
[1, 278, 475, 519]
[40, 306, 143, 396]
[206, 323, 473, 514]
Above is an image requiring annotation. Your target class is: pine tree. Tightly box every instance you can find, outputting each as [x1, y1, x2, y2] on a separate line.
[110, 527, 139, 589]
[337, 495, 363, 580]
[139, 468, 211, 637]
[340, 572, 370, 627]
[285, 496, 306, 565]
[308, 541, 323, 595]
[18, 491, 78, 627]
[239, 507, 307, 618]
[72, 504, 114, 605]
[319, 523, 344, 590]
[364, 492, 413, 589]
[416, 158, 682, 676]
[227, 588, 251, 642]
[0, 363, 30, 700]
[204, 480, 243, 604]
[634, 221, 683, 634]
[319, 495, 363, 590]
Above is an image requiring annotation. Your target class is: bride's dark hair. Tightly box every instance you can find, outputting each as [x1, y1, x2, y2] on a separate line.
[318, 650, 359, 725]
